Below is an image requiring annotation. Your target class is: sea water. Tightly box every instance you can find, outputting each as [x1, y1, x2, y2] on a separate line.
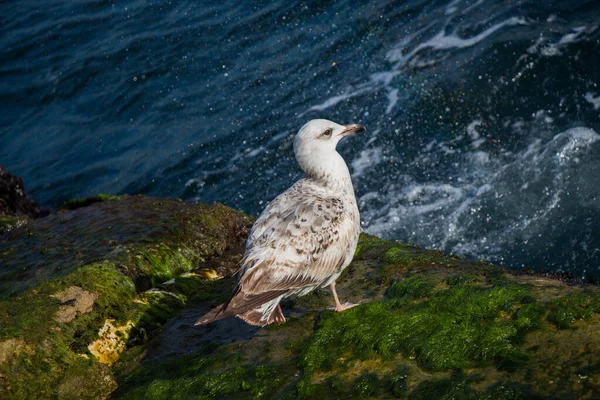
[1, 0, 599, 275]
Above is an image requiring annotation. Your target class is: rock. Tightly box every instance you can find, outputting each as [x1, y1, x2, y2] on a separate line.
[112, 237, 600, 399]
[1, 196, 599, 399]
[0, 165, 41, 218]
[0, 195, 252, 399]
[51, 286, 98, 323]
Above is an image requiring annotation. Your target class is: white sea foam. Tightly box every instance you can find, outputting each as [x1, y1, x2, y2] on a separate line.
[236, 130, 290, 160]
[529, 26, 591, 57]
[387, 17, 526, 65]
[361, 127, 600, 263]
[558, 26, 587, 45]
[351, 147, 383, 179]
[462, 0, 485, 14]
[386, 89, 399, 114]
[445, 0, 460, 15]
[584, 92, 600, 110]
[466, 120, 486, 148]
[304, 85, 373, 113]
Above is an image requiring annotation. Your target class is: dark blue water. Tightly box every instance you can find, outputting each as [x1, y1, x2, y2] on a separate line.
[2, 0, 599, 276]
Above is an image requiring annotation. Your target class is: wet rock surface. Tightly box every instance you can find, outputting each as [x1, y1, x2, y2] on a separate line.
[0, 166, 44, 235]
[0, 166, 41, 218]
[1, 196, 599, 399]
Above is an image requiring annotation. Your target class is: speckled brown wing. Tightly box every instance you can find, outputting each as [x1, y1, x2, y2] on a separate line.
[222, 180, 359, 315]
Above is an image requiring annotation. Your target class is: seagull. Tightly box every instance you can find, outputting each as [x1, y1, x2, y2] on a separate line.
[196, 119, 365, 326]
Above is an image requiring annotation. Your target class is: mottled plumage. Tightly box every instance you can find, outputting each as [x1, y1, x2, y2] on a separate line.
[196, 119, 365, 326]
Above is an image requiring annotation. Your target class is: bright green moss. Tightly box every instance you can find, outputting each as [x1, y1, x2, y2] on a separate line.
[387, 275, 436, 299]
[547, 291, 600, 329]
[60, 194, 122, 211]
[445, 275, 478, 286]
[300, 278, 539, 381]
[133, 244, 194, 285]
[353, 233, 396, 259]
[0, 261, 134, 398]
[383, 245, 446, 269]
[514, 302, 546, 331]
[0, 261, 136, 343]
[384, 247, 413, 264]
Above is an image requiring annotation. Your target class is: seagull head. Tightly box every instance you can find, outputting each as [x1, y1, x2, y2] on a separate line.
[293, 119, 365, 182]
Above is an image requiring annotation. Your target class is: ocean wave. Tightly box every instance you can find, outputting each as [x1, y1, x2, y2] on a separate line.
[362, 126, 600, 271]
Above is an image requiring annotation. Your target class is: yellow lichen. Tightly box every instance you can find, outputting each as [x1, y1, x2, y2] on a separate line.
[186, 268, 222, 280]
[88, 319, 134, 366]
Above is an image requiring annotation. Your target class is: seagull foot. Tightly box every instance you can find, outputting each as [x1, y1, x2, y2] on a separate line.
[267, 304, 286, 325]
[334, 302, 359, 312]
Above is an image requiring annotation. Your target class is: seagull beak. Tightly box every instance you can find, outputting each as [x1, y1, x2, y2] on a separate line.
[340, 124, 366, 136]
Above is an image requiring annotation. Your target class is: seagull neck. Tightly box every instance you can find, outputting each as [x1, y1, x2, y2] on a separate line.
[303, 151, 355, 195]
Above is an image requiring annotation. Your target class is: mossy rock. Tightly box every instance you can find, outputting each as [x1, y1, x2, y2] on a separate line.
[0, 195, 252, 298]
[114, 233, 600, 400]
[0, 196, 252, 399]
[2, 197, 600, 399]
[60, 194, 123, 211]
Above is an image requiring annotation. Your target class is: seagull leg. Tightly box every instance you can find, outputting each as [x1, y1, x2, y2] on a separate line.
[330, 282, 358, 312]
[267, 303, 286, 325]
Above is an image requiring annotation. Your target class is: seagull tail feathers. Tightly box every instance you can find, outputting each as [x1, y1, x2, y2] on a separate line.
[194, 304, 270, 327]
[236, 308, 270, 326]
[194, 303, 230, 326]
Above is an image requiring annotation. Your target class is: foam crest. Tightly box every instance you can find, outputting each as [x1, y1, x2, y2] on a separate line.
[584, 92, 600, 110]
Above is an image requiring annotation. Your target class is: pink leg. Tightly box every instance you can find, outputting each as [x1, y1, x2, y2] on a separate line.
[267, 303, 286, 325]
[330, 282, 358, 312]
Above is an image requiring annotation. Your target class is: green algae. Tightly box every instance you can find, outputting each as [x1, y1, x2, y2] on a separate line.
[0, 261, 135, 341]
[132, 244, 194, 285]
[353, 233, 397, 260]
[387, 275, 437, 299]
[384, 247, 413, 265]
[547, 291, 600, 329]
[0, 196, 251, 299]
[4, 198, 600, 399]
[0, 197, 253, 399]
[300, 277, 539, 382]
[384, 245, 447, 268]
[0, 257, 236, 399]
[445, 275, 479, 286]
[0, 261, 134, 398]
[60, 194, 122, 211]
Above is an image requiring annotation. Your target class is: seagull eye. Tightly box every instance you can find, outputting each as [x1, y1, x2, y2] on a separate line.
[321, 128, 333, 138]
